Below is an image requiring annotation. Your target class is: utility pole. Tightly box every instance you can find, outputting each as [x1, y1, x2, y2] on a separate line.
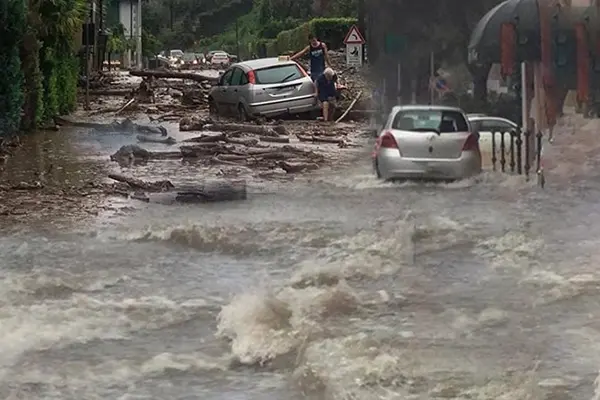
[129, 0, 133, 68]
[235, 18, 240, 58]
[136, 0, 142, 68]
[357, 0, 365, 63]
[93, 0, 98, 72]
[429, 51, 435, 105]
[84, 1, 91, 110]
[97, 0, 104, 70]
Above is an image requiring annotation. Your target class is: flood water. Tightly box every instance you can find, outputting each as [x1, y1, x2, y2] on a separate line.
[3, 112, 600, 400]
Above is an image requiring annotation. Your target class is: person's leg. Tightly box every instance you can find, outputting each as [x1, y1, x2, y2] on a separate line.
[322, 101, 330, 121]
[327, 96, 337, 121]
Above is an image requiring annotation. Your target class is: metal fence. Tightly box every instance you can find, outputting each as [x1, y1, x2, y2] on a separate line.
[486, 128, 545, 187]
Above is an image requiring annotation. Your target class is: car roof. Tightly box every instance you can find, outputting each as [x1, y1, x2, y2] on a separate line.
[391, 105, 465, 113]
[468, 115, 518, 125]
[235, 57, 296, 70]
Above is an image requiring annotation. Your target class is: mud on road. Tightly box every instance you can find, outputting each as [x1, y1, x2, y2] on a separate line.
[0, 94, 372, 227]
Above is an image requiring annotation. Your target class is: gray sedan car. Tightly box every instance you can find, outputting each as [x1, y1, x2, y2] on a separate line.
[372, 105, 482, 181]
[208, 58, 318, 120]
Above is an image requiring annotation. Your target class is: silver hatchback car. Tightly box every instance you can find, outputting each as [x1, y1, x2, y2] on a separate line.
[373, 105, 482, 181]
[208, 58, 318, 120]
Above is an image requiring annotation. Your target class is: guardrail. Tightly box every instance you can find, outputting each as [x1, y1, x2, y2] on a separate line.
[485, 129, 545, 188]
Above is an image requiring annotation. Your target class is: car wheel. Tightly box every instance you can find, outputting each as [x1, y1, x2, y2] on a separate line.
[374, 158, 382, 179]
[237, 104, 249, 122]
[208, 98, 218, 116]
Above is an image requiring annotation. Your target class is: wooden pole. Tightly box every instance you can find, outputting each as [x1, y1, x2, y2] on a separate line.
[429, 52, 435, 105]
[84, 5, 91, 110]
[357, 0, 365, 63]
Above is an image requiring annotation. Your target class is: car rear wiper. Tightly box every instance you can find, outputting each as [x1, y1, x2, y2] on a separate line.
[281, 73, 298, 83]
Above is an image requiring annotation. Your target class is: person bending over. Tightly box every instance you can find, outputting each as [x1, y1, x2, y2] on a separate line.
[290, 33, 331, 82]
[315, 68, 338, 122]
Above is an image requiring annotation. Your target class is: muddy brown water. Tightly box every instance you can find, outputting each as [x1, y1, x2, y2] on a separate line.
[3, 112, 600, 400]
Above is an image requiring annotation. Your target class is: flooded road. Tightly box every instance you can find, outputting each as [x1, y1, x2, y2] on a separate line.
[3, 113, 600, 399]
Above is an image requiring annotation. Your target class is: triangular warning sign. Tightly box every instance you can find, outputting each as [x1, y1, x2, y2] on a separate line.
[343, 25, 365, 44]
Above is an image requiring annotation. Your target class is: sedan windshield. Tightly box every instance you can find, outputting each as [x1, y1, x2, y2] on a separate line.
[392, 110, 469, 133]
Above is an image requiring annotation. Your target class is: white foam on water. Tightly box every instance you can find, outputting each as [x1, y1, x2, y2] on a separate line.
[473, 230, 545, 272]
[99, 220, 344, 256]
[213, 214, 548, 398]
[0, 277, 213, 383]
[2, 350, 228, 399]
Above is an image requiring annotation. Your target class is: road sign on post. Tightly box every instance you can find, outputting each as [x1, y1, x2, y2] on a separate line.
[344, 25, 366, 67]
[344, 25, 366, 44]
[346, 43, 363, 66]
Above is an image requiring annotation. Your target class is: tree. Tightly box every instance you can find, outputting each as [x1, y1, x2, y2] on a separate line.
[106, 24, 128, 69]
[0, 0, 26, 135]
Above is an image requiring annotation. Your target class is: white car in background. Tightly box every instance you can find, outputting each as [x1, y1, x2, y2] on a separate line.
[211, 52, 230, 68]
[467, 115, 519, 168]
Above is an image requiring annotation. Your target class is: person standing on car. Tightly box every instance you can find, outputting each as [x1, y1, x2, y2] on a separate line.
[290, 33, 331, 82]
[315, 68, 338, 122]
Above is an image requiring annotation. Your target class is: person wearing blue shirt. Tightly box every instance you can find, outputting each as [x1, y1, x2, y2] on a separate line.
[315, 68, 338, 122]
[290, 33, 331, 82]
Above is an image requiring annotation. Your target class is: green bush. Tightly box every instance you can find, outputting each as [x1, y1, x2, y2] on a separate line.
[41, 47, 59, 123]
[272, 17, 357, 55]
[0, 0, 26, 135]
[0, 47, 24, 135]
[310, 17, 357, 49]
[56, 53, 78, 115]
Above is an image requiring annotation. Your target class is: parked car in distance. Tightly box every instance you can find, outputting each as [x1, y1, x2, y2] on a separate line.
[210, 52, 230, 68]
[208, 57, 318, 120]
[181, 52, 204, 68]
[467, 115, 519, 168]
[147, 55, 174, 69]
[373, 105, 482, 181]
[169, 49, 184, 60]
[206, 50, 225, 62]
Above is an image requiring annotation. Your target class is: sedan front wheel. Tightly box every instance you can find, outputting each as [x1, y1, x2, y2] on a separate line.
[208, 99, 218, 117]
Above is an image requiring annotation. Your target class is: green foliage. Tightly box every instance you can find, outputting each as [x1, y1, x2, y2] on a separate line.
[32, 0, 86, 126]
[40, 47, 59, 122]
[0, 48, 25, 135]
[257, 0, 312, 26]
[142, 29, 163, 57]
[274, 17, 357, 54]
[0, 0, 85, 132]
[56, 53, 78, 115]
[33, 54, 45, 129]
[0, 0, 26, 135]
[258, 18, 302, 39]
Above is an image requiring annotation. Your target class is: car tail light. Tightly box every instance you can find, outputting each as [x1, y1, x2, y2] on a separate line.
[462, 133, 480, 151]
[379, 131, 398, 149]
[247, 70, 256, 84]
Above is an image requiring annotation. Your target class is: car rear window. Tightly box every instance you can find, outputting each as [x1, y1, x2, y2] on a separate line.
[254, 64, 303, 84]
[392, 110, 469, 133]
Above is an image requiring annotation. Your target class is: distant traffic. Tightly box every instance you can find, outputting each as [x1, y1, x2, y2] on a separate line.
[102, 48, 239, 70]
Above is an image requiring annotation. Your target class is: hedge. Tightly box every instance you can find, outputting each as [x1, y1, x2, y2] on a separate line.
[257, 17, 358, 57]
